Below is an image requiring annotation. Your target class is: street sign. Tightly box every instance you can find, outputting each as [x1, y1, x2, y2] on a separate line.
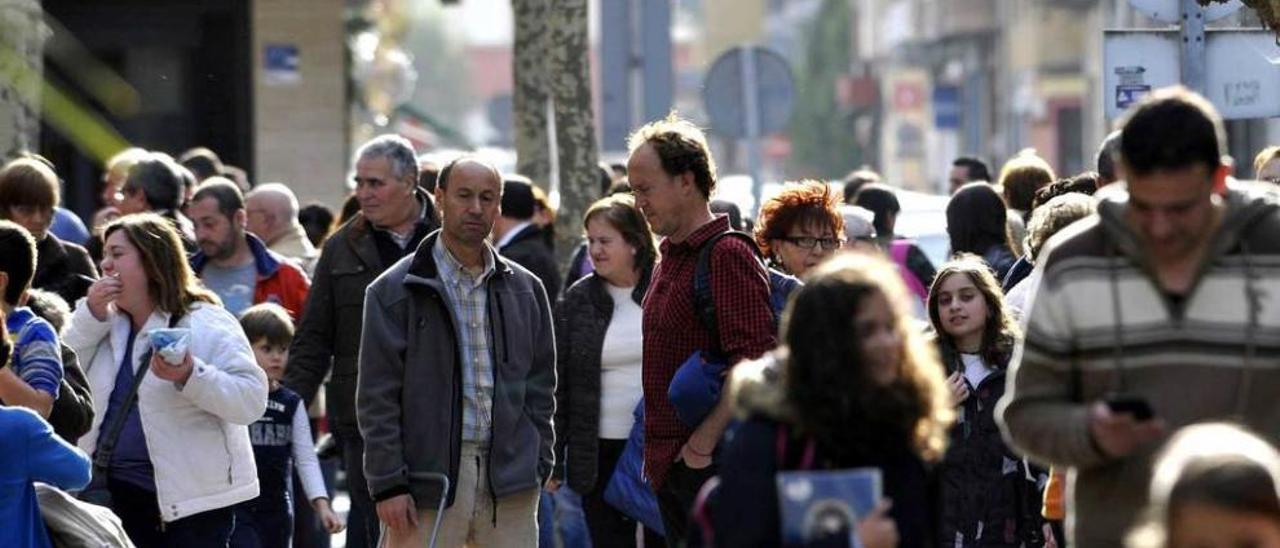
[933, 86, 961, 130]
[1104, 29, 1280, 119]
[1126, 0, 1242, 24]
[702, 46, 795, 139]
[1204, 30, 1280, 119]
[703, 45, 795, 215]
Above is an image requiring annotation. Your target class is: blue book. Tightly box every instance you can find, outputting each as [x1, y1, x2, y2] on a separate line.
[776, 467, 882, 547]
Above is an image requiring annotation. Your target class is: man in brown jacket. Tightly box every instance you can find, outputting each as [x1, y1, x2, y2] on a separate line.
[284, 134, 437, 548]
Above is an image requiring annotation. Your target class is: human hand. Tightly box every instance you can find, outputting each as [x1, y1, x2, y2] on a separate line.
[946, 372, 970, 406]
[0, 311, 10, 368]
[150, 350, 193, 385]
[679, 442, 714, 470]
[87, 275, 123, 321]
[1088, 402, 1165, 459]
[376, 494, 418, 532]
[856, 500, 899, 548]
[314, 498, 346, 534]
[1043, 522, 1058, 548]
[545, 478, 562, 492]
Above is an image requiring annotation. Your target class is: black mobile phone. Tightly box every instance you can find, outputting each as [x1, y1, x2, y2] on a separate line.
[1105, 395, 1155, 421]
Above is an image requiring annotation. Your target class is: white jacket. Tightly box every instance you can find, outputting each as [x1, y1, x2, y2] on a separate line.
[65, 300, 268, 522]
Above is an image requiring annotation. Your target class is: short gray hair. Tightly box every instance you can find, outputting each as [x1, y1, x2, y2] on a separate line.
[355, 134, 419, 182]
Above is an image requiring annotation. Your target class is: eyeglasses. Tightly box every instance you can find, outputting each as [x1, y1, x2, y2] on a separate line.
[781, 236, 842, 250]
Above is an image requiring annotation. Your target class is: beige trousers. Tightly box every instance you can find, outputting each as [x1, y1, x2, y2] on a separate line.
[383, 443, 540, 548]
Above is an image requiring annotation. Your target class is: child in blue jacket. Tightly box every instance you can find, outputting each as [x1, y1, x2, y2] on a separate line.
[0, 310, 92, 548]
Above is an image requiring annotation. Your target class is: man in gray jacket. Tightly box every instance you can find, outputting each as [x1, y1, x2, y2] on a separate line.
[358, 156, 556, 548]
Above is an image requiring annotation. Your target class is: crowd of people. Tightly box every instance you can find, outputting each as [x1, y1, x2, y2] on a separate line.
[3, 84, 1280, 548]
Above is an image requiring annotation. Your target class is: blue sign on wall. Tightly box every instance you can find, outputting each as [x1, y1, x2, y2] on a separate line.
[264, 44, 300, 85]
[933, 86, 961, 130]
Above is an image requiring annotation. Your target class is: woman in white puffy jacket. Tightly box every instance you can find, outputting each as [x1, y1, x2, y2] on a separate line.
[64, 213, 268, 547]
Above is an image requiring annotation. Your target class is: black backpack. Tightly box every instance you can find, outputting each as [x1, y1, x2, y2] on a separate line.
[691, 231, 800, 357]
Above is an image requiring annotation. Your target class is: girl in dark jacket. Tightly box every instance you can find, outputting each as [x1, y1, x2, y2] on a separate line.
[713, 253, 954, 548]
[552, 194, 660, 547]
[928, 255, 1046, 548]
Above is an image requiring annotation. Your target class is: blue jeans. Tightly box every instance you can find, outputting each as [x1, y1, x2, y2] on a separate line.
[229, 497, 293, 548]
[539, 487, 591, 548]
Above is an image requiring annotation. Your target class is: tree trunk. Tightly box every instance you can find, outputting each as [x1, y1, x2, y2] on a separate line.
[512, 0, 551, 188]
[0, 0, 45, 159]
[547, 0, 597, 266]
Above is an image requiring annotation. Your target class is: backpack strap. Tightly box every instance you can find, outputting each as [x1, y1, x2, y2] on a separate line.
[93, 310, 185, 471]
[774, 423, 817, 471]
[692, 231, 766, 358]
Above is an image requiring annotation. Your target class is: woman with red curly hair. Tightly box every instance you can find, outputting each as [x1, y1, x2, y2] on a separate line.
[753, 180, 844, 279]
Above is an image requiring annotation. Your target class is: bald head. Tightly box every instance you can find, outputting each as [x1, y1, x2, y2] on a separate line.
[437, 157, 502, 191]
[246, 183, 301, 244]
[436, 156, 504, 250]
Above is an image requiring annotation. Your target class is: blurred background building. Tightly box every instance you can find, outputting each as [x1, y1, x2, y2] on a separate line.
[7, 0, 1280, 222]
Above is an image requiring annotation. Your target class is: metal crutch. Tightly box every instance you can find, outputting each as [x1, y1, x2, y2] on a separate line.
[378, 472, 451, 548]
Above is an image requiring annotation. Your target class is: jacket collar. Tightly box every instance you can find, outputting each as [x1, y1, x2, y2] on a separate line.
[584, 263, 653, 312]
[341, 213, 384, 271]
[497, 221, 537, 249]
[344, 189, 437, 271]
[403, 230, 512, 287]
[1095, 180, 1280, 266]
[190, 233, 282, 278]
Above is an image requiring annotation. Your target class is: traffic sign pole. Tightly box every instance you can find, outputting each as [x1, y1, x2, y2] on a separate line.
[740, 47, 765, 216]
[1180, 0, 1208, 94]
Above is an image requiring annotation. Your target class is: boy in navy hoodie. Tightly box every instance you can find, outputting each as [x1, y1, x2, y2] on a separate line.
[231, 303, 344, 547]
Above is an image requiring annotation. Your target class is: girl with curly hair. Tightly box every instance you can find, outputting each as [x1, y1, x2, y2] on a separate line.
[713, 252, 953, 548]
[929, 255, 1048, 547]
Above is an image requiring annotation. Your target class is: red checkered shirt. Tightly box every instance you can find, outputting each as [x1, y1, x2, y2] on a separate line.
[641, 215, 777, 489]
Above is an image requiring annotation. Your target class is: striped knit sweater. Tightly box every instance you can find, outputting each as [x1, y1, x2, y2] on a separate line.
[998, 181, 1280, 547]
[4, 307, 62, 400]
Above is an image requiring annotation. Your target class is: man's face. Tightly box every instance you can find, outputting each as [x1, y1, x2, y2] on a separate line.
[188, 197, 243, 261]
[354, 156, 415, 227]
[948, 165, 971, 195]
[627, 144, 690, 237]
[436, 162, 502, 247]
[115, 184, 149, 215]
[244, 195, 274, 241]
[1125, 163, 1223, 264]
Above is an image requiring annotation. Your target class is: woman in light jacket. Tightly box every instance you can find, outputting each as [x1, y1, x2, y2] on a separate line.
[64, 213, 268, 547]
[550, 194, 660, 547]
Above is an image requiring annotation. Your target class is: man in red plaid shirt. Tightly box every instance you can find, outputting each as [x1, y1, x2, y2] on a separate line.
[627, 114, 777, 544]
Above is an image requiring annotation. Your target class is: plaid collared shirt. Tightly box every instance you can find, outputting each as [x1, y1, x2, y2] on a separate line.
[433, 237, 498, 443]
[641, 215, 777, 489]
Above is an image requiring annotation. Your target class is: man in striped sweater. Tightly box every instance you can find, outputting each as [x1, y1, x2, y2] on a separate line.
[999, 86, 1280, 546]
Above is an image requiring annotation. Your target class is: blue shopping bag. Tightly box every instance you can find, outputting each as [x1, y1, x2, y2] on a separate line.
[603, 400, 666, 536]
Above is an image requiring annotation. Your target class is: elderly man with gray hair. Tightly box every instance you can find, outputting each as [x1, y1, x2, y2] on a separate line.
[246, 183, 320, 275]
[283, 134, 439, 548]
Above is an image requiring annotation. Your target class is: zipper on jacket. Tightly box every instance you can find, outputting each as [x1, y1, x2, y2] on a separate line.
[428, 289, 464, 505]
[223, 425, 234, 485]
[486, 276, 503, 526]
